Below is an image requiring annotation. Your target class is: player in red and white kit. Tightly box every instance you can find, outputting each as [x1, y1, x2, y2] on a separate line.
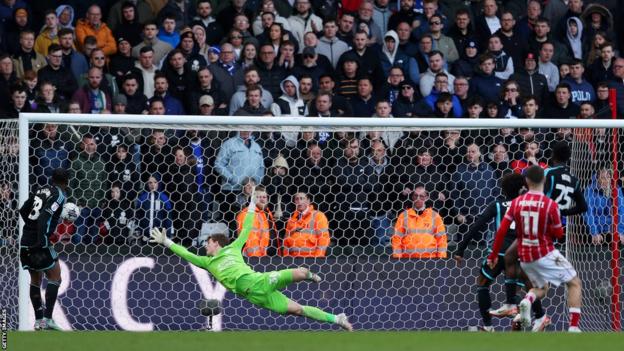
[487, 166, 582, 333]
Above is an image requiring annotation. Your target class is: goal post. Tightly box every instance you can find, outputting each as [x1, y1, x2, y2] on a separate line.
[11, 113, 624, 331]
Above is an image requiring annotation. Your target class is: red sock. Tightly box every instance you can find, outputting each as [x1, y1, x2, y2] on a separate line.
[569, 308, 581, 327]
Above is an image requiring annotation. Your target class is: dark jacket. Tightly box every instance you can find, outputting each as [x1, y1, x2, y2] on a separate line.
[36, 65, 78, 101]
[468, 71, 504, 104]
[510, 68, 549, 105]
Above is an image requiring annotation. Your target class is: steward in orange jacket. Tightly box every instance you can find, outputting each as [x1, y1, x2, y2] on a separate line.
[283, 192, 330, 257]
[235, 187, 277, 257]
[392, 186, 447, 258]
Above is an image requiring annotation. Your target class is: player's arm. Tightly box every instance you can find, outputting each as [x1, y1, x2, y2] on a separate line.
[454, 202, 497, 259]
[229, 190, 257, 250]
[36, 192, 64, 242]
[560, 186, 588, 216]
[487, 201, 515, 265]
[548, 202, 565, 240]
[150, 228, 211, 269]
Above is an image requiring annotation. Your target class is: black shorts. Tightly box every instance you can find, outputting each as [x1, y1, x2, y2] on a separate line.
[20, 247, 58, 271]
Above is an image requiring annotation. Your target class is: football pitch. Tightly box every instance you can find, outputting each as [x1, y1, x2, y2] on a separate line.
[7, 331, 624, 351]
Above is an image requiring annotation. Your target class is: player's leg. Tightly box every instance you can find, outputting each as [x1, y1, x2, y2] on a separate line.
[28, 270, 44, 330]
[490, 248, 519, 318]
[291, 267, 322, 283]
[476, 274, 495, 331]
[42, 262, 63, 330]
[566, 274, 583, 332]
[517, 268, 549, 331]
[285, 298, 352, 331]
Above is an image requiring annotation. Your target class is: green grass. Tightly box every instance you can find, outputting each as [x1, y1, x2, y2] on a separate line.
[7, 331, 624, 351]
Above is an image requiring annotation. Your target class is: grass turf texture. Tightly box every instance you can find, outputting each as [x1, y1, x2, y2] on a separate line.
[7, 331, 624, 351]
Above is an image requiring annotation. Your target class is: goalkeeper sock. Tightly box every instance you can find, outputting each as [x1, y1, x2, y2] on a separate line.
[532, 298, 545, 319]
[30, 284, 44, 320]
[302, 306, 336, 324]
[477, 286, 492, 326]
[44, 280, 61, 319]
[569, 308, 581, 327]
[504, 279, 517, 305]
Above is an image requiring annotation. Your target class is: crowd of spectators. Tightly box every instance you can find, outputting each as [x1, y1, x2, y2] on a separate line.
[1, 0, 624, 254]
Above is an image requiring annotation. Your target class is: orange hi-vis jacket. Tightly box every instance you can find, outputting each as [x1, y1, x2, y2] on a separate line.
[392, 208, 447, 259]
[236, 207, 276, 257]
[283, 205, 330, 257]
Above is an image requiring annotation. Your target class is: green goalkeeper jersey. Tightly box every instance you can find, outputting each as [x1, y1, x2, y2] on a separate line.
[169, 209, 256, 295]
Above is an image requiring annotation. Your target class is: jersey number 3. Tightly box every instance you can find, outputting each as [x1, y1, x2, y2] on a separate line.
[28, 196, 43, 220]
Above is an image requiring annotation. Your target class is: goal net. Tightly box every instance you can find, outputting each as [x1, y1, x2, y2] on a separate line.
[6, 115, 622, 331]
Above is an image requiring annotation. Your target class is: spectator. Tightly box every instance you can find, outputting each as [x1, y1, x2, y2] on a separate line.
[451, 40, 479, 79]
[71, 133, 107, 244]
[378, 30, 413, 80]
[287, 0, 323, 49]
[488, 144, 511, 179]
[188, 67, 227, 115]
[283, 192, 330, 257]
[521, 95, 541, 119]
[487, 34, 514, 81]
[208, 42, 244, 102]
[109, 38, 137, 88]
[3, 83, 30, 117]
[264, 154, 293, 221]
[497, 80, 522, 119]
[365, 140, 396, 248]
[584, 168, 624, 246]
[214, 129, 265, 198]
[593, 82, 612, 119]
[34, 10, 61, 56]
[37, 44, 78, 101]
[157, 0, 194, 30]
[335, 55, 360, 100]
[141, 129, 170, 182]
[372, 0, 393, 34]
[275, 75, 305, 134]
[349, 77, 376, 117]
[72, 67, 112, 114]
[217, 0, 254, 35]
[34, 81, 64, 114]
[424, 73, 463, 117]
[106, 144, 140, 200]
[447, 8, 476, 54]
[563, 17, 585, 61]
[429, 14, 459, 64]
[537, 42, 560, 93]
[30, 124, 70, 188]
[228, 67, 274, 115]
[528, 17, 570, 66]
[396, 20, 418, 58]
[238, 42, 257, 69]
[130, 46, 157, 98]
[100, 182, 135, 245]
[131, 21, 174, 65]
[474, 0, 501, 49]
[495, 11, 527, 70]
[75, 5, 117, 57]
[450, 143, 498, 242]
[12, 29, 47, 79]
[252, 0, 290, 36]
[150, 73, 185, 115]
[336, 12, 355, 45]
[136, 174, 173, 241]
[55, 5, 75, 30]
[563, 59, 595, 105]
[355, 1, 383, 46]
[277, 41, 297, 71]
[610, 58, 624, 116]
[419, 51, 454, 98]
[337, 31, 385, 88]
[469, 53, 504, 104]
[120, 73, 148, 114]
[2, 7, 33, 56]
[58, 28, 89, 83]
[392, 185, 447, 258]
[191, 1, 224, 46]
[332, 137, 373, 246]
[256, 43, 288, 100]
[157, 13, 180, 48]
[510, 52, 548, 106]
[388, 0, 420, 33]
[586, 42, 616, 88]
[316, 19, 349, 69]
[510, 141, 547, 174]
[543, 83, 581, 119]
[517, 0, 542, 42]
[109, 3, 150, 46]
[234, 85, 269, 115]
[414, 34, 435, 74]
[0, 180, 17, 247]
[392, 80, 421, 117]
[235, 185, 277, 256]
[298, 75, 315, 106]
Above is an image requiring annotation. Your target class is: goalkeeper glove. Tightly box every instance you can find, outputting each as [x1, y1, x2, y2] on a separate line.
[150, 228, 173, 248]
[248, 186, 257, 213]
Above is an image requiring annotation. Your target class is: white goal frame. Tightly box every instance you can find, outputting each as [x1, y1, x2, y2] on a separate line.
[17, 113, 624, 331]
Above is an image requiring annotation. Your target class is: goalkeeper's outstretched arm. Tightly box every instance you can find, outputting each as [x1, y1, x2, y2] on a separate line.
[150, 227, 211, 269]
[228, 189, 257, 250]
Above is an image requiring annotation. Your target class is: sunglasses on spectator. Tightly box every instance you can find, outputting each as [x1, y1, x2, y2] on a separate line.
[303, 54, 315, 59]
[429, 21, 441, 25]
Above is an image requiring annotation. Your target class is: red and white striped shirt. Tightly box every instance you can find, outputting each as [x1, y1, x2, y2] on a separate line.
[489, 191, 564, 262]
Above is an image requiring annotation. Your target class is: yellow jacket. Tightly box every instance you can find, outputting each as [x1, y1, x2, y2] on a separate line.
[34, 28, 60, 56]
[392, 208, 447, 259]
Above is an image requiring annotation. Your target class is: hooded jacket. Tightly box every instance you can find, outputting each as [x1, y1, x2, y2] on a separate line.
[55, 5, 74, 29]
[316, 36, 349, 68]
[379, 30, 413, 79]
[75, 19, 117, 56]
[565, 17, 584, 60]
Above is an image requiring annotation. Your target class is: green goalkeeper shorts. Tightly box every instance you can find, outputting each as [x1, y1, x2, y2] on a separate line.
[236, 269, 294, 314]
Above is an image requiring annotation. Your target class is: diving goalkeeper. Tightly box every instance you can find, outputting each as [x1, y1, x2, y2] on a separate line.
[149, 188, 353, 331]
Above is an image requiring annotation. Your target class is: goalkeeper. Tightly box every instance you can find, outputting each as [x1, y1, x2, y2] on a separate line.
[150, 188, 353, 331]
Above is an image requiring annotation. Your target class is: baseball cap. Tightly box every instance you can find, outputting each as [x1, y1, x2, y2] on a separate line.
[199, 95, 214, 107]
[302, 46, 316, 56]
[113, 94, 127, 105]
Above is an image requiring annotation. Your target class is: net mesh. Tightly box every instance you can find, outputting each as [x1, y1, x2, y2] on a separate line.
[4, 119, 622, 331]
